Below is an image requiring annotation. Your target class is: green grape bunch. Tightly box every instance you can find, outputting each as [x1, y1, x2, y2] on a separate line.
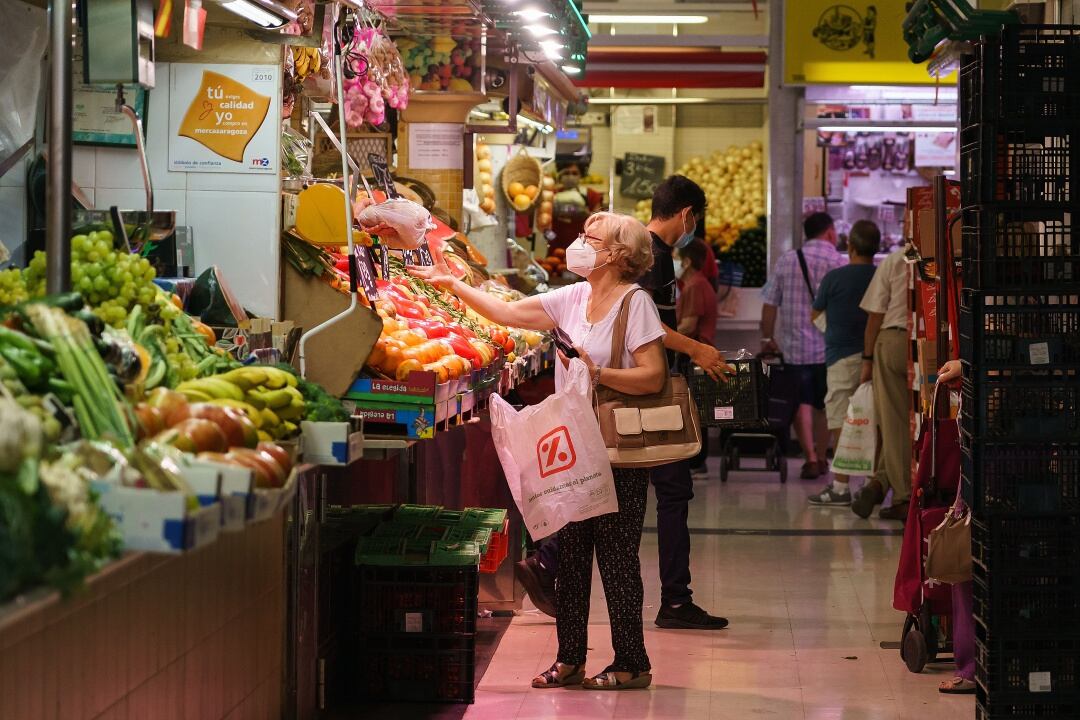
[23, 230, 160, 327]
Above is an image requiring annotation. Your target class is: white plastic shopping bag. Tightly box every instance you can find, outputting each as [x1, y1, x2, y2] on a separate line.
[489, 359, 618, 539]
[831, 382, 876, 476]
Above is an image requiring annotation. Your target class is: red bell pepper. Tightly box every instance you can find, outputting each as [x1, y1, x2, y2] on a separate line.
[446, 335, 482, 366]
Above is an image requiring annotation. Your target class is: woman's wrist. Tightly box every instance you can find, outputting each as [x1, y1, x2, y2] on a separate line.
[592, 366, 602, 388]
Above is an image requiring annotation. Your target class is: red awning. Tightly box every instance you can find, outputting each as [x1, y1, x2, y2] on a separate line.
[572, 48, 767, 89]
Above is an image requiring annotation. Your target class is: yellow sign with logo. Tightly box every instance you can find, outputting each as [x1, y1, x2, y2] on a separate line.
[784, 1, 957, 85]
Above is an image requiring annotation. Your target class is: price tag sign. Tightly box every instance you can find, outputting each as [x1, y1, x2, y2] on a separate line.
[401, 248, 417, 265]
[619, 152, 665, 200]
[367, 153, 400, 199]
[352, 245, 379, 301]
[377, 243, 390, 279]
[415, 242, 434, 266]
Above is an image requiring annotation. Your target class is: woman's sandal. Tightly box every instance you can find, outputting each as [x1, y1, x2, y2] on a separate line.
[582, 667, 653, 691]
[938, 677, 976, 695]
[532, 662, 586, 689]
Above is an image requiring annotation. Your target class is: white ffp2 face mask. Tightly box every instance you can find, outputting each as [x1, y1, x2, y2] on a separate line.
[565, 237, 610, 278]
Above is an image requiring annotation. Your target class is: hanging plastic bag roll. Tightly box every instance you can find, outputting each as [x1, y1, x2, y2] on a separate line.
[490, 359, 619, 539]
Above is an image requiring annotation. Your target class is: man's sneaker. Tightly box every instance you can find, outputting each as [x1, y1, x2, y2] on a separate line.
[655, 602, 729, 630]
[851, 480, 886, 519]
[808, 485, 852, 506]
[879, 500, 911, 522]
[515, 556, 557, 618]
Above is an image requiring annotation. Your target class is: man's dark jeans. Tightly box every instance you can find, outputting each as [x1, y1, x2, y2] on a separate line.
[533, 459, 695, 607]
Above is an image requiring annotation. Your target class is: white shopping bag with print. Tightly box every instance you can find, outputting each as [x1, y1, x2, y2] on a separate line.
[831, 382, 876, 476]
[489, 358, 618, 539]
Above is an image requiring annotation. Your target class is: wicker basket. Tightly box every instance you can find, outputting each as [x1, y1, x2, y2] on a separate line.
[500, 150, 542, 211]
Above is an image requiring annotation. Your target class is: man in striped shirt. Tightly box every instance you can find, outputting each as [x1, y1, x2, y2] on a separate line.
[760, 212, 845, 480]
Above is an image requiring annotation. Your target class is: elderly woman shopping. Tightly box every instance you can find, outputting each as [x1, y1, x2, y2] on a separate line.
[409, 211, 667, 690]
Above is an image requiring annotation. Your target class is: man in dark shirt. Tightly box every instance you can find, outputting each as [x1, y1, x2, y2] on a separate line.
[808, 220, 880, 507]
[638, 175, 729, 630]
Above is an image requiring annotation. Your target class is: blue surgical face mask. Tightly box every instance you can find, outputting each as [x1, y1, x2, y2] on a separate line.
[675, 211, 696, 249]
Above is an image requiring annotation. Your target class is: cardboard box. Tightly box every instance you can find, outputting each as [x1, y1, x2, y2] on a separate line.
[250, 467, 300, 523]
[91, 482, 222, 553]
[183, 458, 255, 532]
[300, 420, 366, 465]
[908, 183, 962, 259]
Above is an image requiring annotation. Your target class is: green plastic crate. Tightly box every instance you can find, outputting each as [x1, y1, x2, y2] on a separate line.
[445, 526, 492, 553]
[457, 508, 507, 530]
[429, 541, 481, 566]
[354, 537, 407, 565]
[393, 504, 444, 525]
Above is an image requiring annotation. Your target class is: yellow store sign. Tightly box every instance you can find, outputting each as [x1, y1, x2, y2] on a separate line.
[784, 0, 957, 85]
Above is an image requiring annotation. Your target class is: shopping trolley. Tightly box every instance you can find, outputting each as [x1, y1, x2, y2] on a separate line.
[690, 354, 796, 483]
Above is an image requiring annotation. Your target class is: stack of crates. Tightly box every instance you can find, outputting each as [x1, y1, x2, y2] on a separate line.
[352, 504, 508, 705]
[959, 24, 1080, 720]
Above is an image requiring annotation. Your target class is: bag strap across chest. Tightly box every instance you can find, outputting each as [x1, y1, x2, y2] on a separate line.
[607, 287, 644, 371]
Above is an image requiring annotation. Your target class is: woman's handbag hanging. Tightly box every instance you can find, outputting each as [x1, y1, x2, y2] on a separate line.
[594, 288, 702, 468]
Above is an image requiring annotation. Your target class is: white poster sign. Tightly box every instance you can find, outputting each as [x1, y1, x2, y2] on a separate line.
[169, 64, 279, 173]
[408, 123, 464, 170]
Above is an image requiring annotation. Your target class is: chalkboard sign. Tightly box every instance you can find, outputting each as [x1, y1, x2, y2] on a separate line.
[619, 153, 665, 200]
[352, 246, 379, 301]
[367, 153, 400, 199]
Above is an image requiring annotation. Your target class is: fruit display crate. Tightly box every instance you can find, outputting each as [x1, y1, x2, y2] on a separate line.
[973, 564, 1080, 638]
[960, 366, 1080, 442]
[688, 359, 769, 428]
[972, 516, 1080, 576]
[959, 289, 1080, 369]
[960, 434, 1080, 514]
[356, 564, 479, 636]
[961, 205, 1080, 291]
[347, 398, 458, 440]
[960, 25, 1080, 133]
[976, 634, 1080, 698]
[354, 633, 475, 704]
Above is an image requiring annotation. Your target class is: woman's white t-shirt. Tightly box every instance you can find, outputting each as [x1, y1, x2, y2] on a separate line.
[540, 283, 666, 392]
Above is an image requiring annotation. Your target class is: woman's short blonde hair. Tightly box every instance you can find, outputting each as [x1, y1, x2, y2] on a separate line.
[584, 212, 654, 281]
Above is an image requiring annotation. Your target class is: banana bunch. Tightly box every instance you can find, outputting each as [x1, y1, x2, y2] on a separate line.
[177, 366, 303, 441]
[293, 47, 322, 80]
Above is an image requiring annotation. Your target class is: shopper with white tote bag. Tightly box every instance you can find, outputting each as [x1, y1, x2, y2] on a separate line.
[410, 211, 667, 691]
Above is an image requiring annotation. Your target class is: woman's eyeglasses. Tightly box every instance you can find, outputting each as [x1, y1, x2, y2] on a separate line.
[577, 233, 605, 249]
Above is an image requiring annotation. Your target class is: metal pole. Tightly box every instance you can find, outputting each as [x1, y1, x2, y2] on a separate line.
[933, 173, 949, 419]
[46, 0, 73, 294]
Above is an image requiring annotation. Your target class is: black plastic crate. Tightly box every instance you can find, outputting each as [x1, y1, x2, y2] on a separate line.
[973, 565, 1080, 637]
[972, 516, 1080, 576]
[960, 127, 1080, 206]
[356, 564, 479, 636]
[960, 289, 1080, 368]
[961, 26, 1080, 132]
[960, 435, 1080, 514]
[962, 206, 1080, 291]
[976, 634, 1080, 697]
[960, 367, 1080, 442]
[354, 633, 475, 704]
[689, 359, 769, 429]
[977, 687, 1080, 719]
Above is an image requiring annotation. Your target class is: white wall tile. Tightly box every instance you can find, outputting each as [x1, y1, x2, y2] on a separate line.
[94, 187, 151, 212]
[73, 147, 96, 191]
[0, 186, 28, 263]
[185, 190, 279, 318]
[153, 189, 186, 226]
[145, 63, 186, 192]
[94, 146, 146, 190]
[185, 169, 278, 193]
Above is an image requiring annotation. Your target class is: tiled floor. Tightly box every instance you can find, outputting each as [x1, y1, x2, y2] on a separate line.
[465, 449, 975, 720]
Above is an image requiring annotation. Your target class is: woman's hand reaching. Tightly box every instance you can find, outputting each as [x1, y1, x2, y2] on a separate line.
[937, 359, 962, 384]
[406, 261, 455, 290]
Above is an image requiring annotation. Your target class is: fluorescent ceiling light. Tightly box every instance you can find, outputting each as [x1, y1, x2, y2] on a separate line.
[587, 97, 709, 105]
[525, 23, 559, 37]
[514, 8, 549, 22]
[589, 14, 709, 24]
[562, 65, 582, 75]
[218, 0, 296, 27]
[817, 125, 956, 133]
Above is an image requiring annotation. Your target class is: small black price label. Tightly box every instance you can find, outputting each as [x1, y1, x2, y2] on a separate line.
[415, 242, 434, 266]
[367, 153, 400, 199]
[378, 243, 391, 278]
[353, 245, 379, 300]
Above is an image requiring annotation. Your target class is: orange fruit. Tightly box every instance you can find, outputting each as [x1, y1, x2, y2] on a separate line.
[396, 359, 424, 381]
[508, 181, 526, 197]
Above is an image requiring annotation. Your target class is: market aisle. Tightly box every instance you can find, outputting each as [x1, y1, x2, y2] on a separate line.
[466, 449, 975, 720]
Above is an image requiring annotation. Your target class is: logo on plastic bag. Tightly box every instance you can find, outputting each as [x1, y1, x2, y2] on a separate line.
[537, 426, 576, 478]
